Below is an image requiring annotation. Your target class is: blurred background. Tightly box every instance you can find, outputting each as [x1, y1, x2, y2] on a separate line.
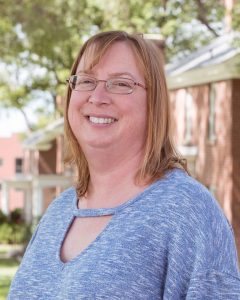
[0, 0, 240, 298]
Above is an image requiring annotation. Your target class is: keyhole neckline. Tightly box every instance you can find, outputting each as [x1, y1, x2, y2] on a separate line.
[71, 169, 177, 218]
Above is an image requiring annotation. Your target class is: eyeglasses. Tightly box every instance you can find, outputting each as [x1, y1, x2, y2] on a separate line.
[66, 75, 146, 94]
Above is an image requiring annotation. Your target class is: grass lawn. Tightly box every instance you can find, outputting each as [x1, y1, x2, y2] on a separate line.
[0, 248, 20, 300]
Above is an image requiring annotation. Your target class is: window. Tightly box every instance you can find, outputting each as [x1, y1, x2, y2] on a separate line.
[15, 158, 23, 174]
[208, 84, 216, 142]
[184, 91, 193, 144]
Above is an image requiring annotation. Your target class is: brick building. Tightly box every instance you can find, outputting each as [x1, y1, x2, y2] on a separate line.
[0, 120, 71, 223]
[0, 133, 25, 213]
[167, 32, 240, 259]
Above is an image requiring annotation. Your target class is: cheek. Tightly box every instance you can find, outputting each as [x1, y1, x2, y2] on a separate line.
[122, 103, 147, 136]
[67, 103, 80, 134]
[127, 96, 147, 126]
[68, 92, 85, 110]
[68, 94, 85, 122]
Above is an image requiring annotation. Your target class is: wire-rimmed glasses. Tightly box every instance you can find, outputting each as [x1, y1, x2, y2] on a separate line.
[66, 75, 146, 95]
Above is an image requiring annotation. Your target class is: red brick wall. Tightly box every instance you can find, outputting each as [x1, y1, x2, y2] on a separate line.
[170, 80, 240, 259]
[38, 140, 57, 174]
[170, 81, 233, 211]
[38, 140, 58, 211]
[195, 82, 233, 214]
[0, 134, 24, 211]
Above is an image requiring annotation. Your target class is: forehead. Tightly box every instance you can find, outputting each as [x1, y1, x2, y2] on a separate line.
[76, 41, 144, 78]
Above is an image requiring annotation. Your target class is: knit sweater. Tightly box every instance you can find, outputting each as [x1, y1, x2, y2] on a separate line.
[8, 169, 240, 299]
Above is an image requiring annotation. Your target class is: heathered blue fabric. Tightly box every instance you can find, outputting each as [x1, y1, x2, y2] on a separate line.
[8, 169, 240, 299]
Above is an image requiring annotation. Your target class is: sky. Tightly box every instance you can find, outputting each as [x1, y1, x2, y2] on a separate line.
[0, 89, 52, 137]
[0, 58, 53, 138]
[0, 108, 28, 137]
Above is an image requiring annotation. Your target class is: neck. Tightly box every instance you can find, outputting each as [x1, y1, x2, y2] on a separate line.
[81, 146, 147, 208]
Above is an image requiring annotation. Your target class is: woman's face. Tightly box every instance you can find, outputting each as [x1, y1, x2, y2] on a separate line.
[68, 41, 147, 157]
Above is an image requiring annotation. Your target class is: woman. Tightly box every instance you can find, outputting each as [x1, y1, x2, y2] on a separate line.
[8, 31, 240, 299]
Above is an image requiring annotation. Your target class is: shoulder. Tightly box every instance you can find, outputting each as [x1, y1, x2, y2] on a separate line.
[48, 186, 76, 210]
[150, 169, 225, 223]
[139, 169, 230, 242]
[154, 168, 212, 200]
[50, 186, 76, 207]
[151, 169, 231, 239]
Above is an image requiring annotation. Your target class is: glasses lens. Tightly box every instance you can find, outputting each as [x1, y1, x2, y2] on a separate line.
[70, 75, 96, 91]
[107, 78, 134, 94]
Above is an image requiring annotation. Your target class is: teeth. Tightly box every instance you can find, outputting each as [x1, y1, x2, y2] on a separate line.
[89, 116, 116, 124]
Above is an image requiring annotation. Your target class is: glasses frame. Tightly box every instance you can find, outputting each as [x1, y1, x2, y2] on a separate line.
[66, 75, 147, 95]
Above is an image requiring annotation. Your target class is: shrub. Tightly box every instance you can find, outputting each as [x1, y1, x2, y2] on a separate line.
[0, 210, 8, 223]
[0, 209, 32, 244]
[10, 208, 24, 224]
[12, 223, 32, 244]
[0, 223, 14, 244]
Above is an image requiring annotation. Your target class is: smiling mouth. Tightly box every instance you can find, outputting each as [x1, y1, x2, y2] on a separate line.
[88, 116, 117, 124]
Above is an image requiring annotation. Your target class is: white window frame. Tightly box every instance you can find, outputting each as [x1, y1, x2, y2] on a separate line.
[184, 90, 193, 145]
[208, 84, 217, 143]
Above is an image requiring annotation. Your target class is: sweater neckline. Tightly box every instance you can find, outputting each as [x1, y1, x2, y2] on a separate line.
[72, 186, 152, 217]
[72, 169, 179, 217]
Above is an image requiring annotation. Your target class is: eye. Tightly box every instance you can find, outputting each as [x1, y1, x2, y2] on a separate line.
[70, 75, 96, 91]
[78, 77, 95, 85]
[111, 78, 132, 88]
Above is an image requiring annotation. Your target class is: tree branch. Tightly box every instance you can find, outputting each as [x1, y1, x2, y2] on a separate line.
[195, 0, 219, 37]
[18, 107, 34, 132]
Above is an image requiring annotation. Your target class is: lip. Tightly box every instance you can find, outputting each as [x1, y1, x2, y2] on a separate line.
[84, 113, 118, 121]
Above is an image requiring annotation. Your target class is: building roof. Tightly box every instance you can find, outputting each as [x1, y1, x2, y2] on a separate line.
[22, 118, 64, 150]
[166, 31, 240, 89]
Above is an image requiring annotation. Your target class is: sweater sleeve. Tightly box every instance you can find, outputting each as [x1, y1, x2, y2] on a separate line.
[186, 271, 240, 299]
[162, 182, 240, 299]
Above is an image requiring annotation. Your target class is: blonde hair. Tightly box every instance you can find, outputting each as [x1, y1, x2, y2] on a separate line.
[64, 31, 187, 197]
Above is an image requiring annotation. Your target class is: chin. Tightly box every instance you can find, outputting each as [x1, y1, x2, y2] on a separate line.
[79, 138, 113, 150]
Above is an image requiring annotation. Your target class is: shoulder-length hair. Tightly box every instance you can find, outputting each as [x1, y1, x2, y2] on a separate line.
[64, 31, 187, 197]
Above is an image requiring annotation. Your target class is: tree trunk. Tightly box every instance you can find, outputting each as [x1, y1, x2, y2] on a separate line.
[224, 0, 236, 32]
[18, 108, 34, 132]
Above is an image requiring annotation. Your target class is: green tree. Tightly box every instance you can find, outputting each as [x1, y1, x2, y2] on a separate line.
[0, 0, 234, 130]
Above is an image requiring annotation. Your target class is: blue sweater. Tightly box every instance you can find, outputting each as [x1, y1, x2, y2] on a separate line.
[8, 169, 240, 299]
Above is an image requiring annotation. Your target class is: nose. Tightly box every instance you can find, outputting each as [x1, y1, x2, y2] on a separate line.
[88, 81, 111, 105]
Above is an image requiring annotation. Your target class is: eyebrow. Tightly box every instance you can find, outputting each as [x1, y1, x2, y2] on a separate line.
[76, 70, 94, 75]
[108, 72, 134, 78]
[76, 70, 135, 78]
